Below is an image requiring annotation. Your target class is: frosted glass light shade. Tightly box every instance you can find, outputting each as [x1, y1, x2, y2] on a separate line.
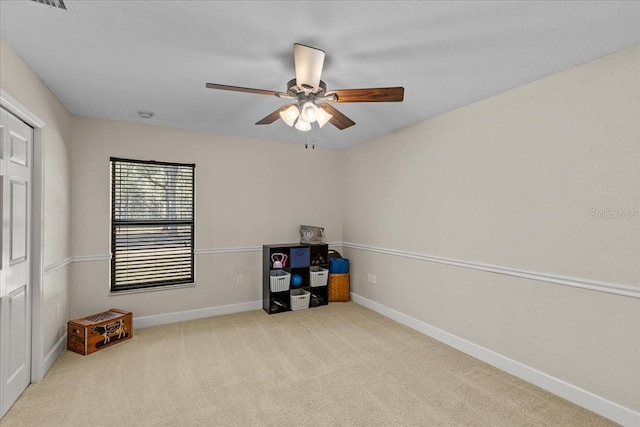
[316, 108, 333, 128]
[300, 101, 319, 123]
[295, 118, 312, 131]
[279, 105, 300, 127]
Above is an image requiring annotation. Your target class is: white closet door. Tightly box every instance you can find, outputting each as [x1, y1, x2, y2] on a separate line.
[0, 108, 33, 418]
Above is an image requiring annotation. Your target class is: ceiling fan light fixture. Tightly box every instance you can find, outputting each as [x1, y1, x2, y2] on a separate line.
[316, 107, 333, 128]
[300, 101, 319, 123]
[294, 118, 312, 132]
[206, 43, 403, 133]
[279, 104, 300, 127]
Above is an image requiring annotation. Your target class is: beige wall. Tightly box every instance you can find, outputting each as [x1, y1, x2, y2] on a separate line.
[3, 31, 638, 419]
[343, 45, 640, 412]
[69, 116, 343, 318]
[0, 38, 73, 354]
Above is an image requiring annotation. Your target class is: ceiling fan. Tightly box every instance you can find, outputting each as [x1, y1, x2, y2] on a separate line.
[206, 43, 404, 132]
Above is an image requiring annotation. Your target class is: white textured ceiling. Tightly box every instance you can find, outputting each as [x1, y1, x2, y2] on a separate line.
[1, 1, 639, 149]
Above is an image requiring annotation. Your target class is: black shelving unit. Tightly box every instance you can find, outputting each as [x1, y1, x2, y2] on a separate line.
[263, 243, 329, 314]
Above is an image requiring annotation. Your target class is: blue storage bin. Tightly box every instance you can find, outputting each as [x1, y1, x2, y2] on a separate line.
[290, 247, 310, 268]
[329, 258, 349, 274]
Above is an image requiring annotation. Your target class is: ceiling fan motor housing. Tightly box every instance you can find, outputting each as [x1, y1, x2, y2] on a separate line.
[286, 78, 327, 97]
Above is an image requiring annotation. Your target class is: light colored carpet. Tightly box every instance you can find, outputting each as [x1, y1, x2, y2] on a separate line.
[1, 302, 616, 426]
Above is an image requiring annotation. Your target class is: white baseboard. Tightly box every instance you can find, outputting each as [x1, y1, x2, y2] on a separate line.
[134, 300, 263, 329]
[39, 333, 67, 382]
[350, 293, 640, 427]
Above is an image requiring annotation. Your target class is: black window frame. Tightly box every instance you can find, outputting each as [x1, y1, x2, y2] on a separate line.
[110, 157, 195, 292]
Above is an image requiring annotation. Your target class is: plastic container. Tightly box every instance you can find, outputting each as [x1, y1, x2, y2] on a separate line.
[290, 289, 310, 311]
[309, 266, 328, 287]
[269, 270, 291, 292]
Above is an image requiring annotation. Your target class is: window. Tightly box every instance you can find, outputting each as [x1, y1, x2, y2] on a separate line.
[110, 158, 195, 292]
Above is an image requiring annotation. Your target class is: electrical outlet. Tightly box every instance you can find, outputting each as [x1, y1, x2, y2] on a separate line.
[236, 275, 243, 285]
[372, 274, 377, 285]
[367, 273, 372, 283]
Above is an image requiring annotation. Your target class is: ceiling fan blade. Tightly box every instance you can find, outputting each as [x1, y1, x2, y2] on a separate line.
[294, 43, 325, 92]
[255, 105, 291, 125]
[325, 87, 404, 103]
[319, 104, 355, 130]
[206, 83, 282, 97]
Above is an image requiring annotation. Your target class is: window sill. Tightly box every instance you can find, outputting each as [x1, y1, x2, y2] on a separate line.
[109, 282, 195, 296]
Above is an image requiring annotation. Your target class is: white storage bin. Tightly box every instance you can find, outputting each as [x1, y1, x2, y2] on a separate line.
[290, 289, 310, 311]
[309, 266, 328, 287]
[270, 270, 291, 292]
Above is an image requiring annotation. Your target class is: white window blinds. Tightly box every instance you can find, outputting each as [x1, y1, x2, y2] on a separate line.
[110, 158, 195, 291]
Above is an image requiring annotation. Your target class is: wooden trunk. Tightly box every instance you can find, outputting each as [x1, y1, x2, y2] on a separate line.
[67, 309, 132, 355]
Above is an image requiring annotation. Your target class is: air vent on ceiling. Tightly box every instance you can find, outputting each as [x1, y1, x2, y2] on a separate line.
[30, 0, 67, 11]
